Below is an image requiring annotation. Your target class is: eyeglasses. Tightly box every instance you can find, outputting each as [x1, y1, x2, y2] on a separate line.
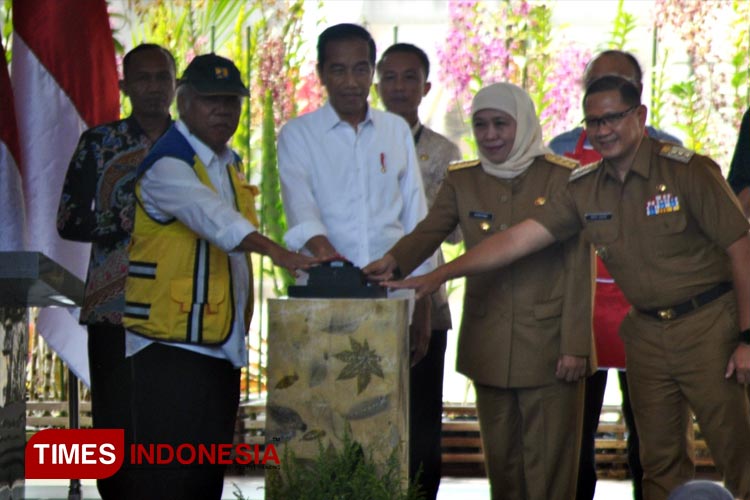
[581, 105, 638, 130]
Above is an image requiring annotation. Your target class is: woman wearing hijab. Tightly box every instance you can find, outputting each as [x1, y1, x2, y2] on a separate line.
[365, 82, 593, 500]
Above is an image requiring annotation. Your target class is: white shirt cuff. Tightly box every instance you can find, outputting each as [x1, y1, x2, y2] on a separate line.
[284, 220, 329, 251]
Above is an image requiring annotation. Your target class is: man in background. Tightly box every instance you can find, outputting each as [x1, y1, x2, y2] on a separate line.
[548, 50, 681, 500]
[377, 42, 462, 499]
[57, 43, 176, 500]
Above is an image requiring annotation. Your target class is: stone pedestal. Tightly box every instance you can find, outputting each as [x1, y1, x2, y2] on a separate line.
[266, 298, 409, 481]
[0, 307, 27, 500]
[0, 252, 84, 500]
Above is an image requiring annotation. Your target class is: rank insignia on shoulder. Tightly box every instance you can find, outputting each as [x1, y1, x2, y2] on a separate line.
[659, 144, 694, 163]
[448, 159, 480, 172]
[544, 153, 579, 170]
[569, 160, 601, 182]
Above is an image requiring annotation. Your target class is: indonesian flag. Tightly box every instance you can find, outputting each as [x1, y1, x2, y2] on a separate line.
[0, 41, 25, 251]
[12, 0, 119, 385]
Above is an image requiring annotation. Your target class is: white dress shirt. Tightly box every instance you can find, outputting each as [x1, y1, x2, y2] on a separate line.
[278, 101, 435, 276]
[126, 120, 255, 368]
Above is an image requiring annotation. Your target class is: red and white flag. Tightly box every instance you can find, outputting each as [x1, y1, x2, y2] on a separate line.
[0, 41, 26, 251]
[12, 0, 119, 385]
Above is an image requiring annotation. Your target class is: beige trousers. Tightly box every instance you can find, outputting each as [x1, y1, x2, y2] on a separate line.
[474, 378, 584, 500]
[622, 292, 750, 500]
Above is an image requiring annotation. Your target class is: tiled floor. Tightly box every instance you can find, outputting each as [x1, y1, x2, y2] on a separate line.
[22, 476, 636, 499]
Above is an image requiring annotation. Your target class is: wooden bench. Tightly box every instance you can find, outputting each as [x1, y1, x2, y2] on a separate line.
[26, 400, 92, 430]
[441, 404, 485, 476]
[440, 404, 717, 478]
[235, 399, 267, 446]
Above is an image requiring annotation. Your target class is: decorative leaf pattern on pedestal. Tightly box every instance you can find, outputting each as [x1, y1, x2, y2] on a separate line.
[333, 337, 385, 394]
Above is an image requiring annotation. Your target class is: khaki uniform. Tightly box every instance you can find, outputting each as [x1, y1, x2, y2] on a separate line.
[389, 155, 593, 500]
[537, 136, 750, 500]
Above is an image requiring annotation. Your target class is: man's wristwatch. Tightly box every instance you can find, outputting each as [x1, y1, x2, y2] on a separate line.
[741, 329, 750, 345]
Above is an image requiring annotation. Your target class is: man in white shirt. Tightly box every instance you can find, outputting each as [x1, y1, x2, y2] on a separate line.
[123, 53, 313, 500]
[277, 23, 437, 493]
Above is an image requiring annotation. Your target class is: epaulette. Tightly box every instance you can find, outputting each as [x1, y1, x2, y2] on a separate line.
[569, 160, 601, 182]
[448, 159, 480, 172]
[544, 153, 580, 170]
[659, 144, 694, 164]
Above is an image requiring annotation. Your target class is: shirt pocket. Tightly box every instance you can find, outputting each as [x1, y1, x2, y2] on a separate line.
[169, 278, 227, 332]
[641, 211, 689, 258]
[641, 211, 687, 235]
[583, 218, 619, 245]
[533, 296, 563, 321]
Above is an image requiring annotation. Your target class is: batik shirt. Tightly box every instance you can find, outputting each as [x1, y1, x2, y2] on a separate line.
[57, 116, 169, 325]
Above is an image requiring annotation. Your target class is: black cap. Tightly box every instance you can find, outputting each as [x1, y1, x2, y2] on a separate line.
[180, 53, 249, 96]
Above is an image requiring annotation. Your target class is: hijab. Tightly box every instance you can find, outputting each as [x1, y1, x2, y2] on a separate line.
[471, 82, 551, 179]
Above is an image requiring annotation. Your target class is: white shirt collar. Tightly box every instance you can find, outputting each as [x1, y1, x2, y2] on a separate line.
[175, 120, 234, 167]
[321, 100, 374, 131]
[410, 120, 422, 134]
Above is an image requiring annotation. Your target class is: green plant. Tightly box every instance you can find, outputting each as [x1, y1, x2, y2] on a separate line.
[231, 482, 249, 500]
[654, 0, 749, 167]
[437, 0, 589, 143]
[259, 89, 292, 295]
[1, 0, 11, 60]
[605, 0, 638, 50]
[670, 78, 710, 152]
[441, 241, 465, 299]
[226, 4, 253, 169]
[729, 0, 750, 111]
[265, 434, 424, 500]
[649, 43, 670, 131]
[523, 4, 554, 129]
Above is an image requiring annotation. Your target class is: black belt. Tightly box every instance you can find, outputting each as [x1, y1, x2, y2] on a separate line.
[639, 282, 733, 321]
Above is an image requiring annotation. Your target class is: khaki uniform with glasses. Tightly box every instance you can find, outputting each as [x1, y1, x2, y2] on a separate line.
[535, 135, 750, 500]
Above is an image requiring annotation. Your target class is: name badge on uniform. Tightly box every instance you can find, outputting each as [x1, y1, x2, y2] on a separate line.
[646, 193, 680, 216]
[584, 212, 612, 221]
[469, 211, 493, 220]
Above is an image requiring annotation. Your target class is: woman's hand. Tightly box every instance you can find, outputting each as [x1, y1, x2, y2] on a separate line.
[363, 254, 398, 282]
[382, 268, 446, 300]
